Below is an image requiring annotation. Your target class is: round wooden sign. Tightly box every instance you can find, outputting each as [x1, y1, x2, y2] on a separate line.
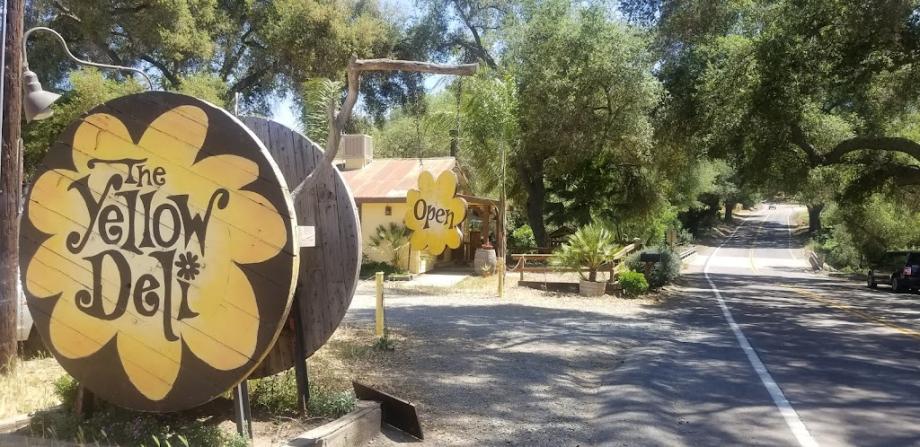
[19, 92, 299, 411]
[240, 117, 360, 378]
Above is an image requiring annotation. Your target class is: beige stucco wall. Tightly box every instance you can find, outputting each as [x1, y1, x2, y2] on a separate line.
[360, 202, 446, 274]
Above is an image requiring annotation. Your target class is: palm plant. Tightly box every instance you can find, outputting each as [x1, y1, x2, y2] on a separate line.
[369, 223, 412, 269]
[552, 222, 618, 282]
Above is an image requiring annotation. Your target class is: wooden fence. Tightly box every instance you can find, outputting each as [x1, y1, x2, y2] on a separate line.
[510, 242, 642, 281]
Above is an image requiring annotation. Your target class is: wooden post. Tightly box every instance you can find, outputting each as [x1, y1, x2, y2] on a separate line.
[375, 272, 384, 337]
[291, 292, 310, 415]
[520, 257, 525, 281]
[74, 385, 95, 419]
[497, 258, 505, 298]
[0, 0, 24, 372]
[482, 205, 491, 247]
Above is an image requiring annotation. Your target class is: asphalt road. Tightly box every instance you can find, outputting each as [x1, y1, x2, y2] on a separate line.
[352, 204, 920, 446]
[609, 204, 920, 447]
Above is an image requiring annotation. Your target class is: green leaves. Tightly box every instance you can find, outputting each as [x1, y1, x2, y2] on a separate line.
[368, 223, 412, 268]
[552, 223, 619, 282]
[301, 78, 345, 146]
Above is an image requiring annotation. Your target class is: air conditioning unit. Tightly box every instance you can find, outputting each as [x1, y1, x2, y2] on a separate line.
[339, 134, 373, 170]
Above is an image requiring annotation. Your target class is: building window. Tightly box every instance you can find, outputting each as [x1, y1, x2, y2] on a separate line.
[384, 206, 392, 216]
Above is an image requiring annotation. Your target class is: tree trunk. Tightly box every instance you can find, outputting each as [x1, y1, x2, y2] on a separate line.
[520, 161, 547, 248]
[806, 203, 824, 234]
[1, 0, 25, 372]
[723, 201, 737, 223]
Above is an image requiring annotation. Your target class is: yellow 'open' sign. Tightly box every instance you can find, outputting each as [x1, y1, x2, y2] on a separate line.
[404, 170, 467, 255]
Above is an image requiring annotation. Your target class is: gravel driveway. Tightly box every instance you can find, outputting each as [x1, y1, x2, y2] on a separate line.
[344, 281, 673, 446]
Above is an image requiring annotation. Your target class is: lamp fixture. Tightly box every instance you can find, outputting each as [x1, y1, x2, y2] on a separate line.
[22, 26, 154, 122]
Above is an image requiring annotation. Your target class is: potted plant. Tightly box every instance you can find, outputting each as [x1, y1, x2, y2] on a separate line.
[552, 223, 618, 296]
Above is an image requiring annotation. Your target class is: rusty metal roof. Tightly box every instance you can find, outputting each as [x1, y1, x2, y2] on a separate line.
[339, 157, 458, 200]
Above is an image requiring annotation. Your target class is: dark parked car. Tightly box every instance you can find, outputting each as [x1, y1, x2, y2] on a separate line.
[867, 251, 920, 292]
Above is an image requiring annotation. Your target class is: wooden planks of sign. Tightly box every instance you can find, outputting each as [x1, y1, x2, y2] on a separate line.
[241, 117, 361, 378]
[19, 92, 299, 412]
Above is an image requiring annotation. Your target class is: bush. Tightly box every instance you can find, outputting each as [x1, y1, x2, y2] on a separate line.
[626, 246, 681, 289]
[249, 369, 356, 419]
[28, 404, 234, 446]
[508, 225, 537, 253]
[619, 270, 648, 297]
[359, 260, 405, 279]
[53, 375, 79, 410]
[307, 386, 357, 418]
[552, 223, 619, 282]
[809, 226, 863, 271]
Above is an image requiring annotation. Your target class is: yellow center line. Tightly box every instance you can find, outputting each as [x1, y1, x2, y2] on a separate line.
[787, 286, 920, 340]
[749, 212, 768, 273]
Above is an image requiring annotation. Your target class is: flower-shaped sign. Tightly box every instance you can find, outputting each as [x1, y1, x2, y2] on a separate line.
[19, 92, 299, 412]
[404, 170, 467, 255]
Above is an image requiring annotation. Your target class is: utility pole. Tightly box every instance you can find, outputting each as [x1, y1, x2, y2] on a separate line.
[0, 0, 23, 372]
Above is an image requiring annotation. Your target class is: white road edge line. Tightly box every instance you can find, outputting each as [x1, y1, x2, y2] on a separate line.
[703, 211, 819, 447]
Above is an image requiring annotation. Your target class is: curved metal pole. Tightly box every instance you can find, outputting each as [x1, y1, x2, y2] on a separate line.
[22, 26, 153, 90]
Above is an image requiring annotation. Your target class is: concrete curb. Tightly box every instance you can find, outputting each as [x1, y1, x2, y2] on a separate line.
[286, 400, 381, 447]
[0, 413, 35, 434]
[0, 405, 64, 434]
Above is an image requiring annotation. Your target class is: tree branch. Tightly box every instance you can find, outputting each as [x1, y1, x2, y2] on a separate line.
[290, 57, 479, 198]
[52, 0, 82, 23]
[112, 3, 151, 15]
[140, 54, 178, 88]
[450, 0, 498, 70]
[824, 136, 920, 165]
[790, 123, 822, 167]
[347, 58, 479, 76]
[842, 164, 920, 203]
[228, 66, 268, 94]
[219, 21, 252, 80]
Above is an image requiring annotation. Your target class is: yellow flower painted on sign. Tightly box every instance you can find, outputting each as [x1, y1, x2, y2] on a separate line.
[404, 170, 467, 255]
[24, 106, 287, 401]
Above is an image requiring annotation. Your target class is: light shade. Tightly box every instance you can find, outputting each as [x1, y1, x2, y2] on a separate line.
[23, 70, 61, 122]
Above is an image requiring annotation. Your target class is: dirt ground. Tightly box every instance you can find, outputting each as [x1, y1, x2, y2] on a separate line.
[343, 276, 673, 446]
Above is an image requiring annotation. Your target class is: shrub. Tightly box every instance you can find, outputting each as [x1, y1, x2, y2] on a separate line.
[810, 226, 863, 271]
[508, 225, 537, 253]
[619, 270, 648, 297]
[552, 223, 618, 282]
[368, 223, 411, 268]
[53, 375, 79, 410]
[28, 404, 233, 446]
[359, 260, 405, 279]
[307, 386, 356, 418]
[249, 368, 357, 419]
[626, 246, 681, 289]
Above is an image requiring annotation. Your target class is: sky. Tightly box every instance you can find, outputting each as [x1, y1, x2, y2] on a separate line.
[271, 92, 300, 131]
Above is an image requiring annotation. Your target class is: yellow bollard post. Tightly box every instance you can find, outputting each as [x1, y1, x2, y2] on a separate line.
[497, 258, 505, 298]
[375, 272, 384, 337]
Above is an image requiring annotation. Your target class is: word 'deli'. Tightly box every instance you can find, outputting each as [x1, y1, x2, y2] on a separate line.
[20, 93, 298, 412]
[404, 170, 467, 255]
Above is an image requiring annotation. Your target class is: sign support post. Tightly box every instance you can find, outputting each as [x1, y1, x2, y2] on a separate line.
[233, 382, 253, 440]
[291, 292, 311, 414]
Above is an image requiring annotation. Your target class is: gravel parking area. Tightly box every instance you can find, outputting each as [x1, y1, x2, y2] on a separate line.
[343, 278, 672, 446]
